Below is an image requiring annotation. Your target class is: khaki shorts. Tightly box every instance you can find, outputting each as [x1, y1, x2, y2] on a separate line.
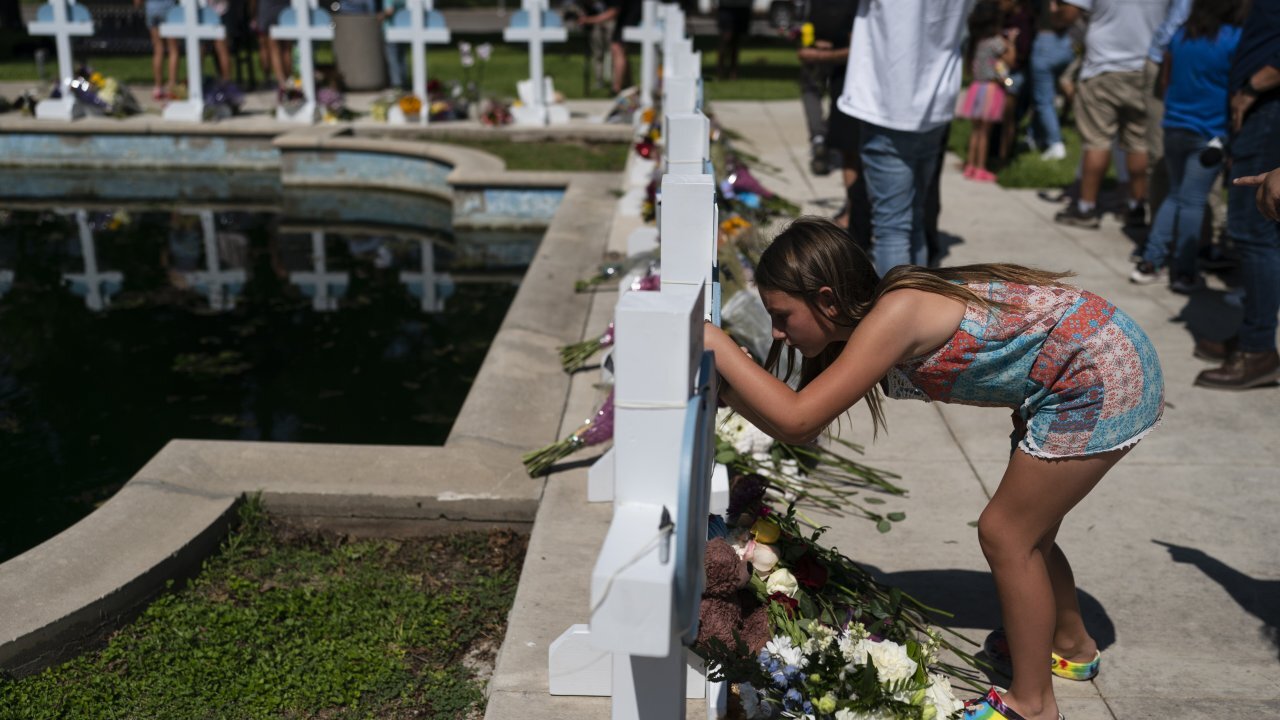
[1074, 71, 1148, 154]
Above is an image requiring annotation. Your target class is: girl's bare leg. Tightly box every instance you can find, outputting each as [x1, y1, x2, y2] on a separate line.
[166, 38, 180, 95]
[149, 26, 164, 92]
[977, 448, 1126, 720]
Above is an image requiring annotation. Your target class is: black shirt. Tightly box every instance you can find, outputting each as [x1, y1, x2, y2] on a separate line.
[806, 0, 856, 47]
[1230, 0, 1280, 92]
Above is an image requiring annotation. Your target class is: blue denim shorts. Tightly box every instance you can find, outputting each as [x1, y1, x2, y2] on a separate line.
[145, 0, 175, 28]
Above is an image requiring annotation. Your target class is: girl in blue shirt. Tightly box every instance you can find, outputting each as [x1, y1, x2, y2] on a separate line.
[1131, 0, 1247, 292]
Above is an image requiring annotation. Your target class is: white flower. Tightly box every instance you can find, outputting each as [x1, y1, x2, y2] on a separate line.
[866, 639, 918, 684]
[802, 623, 837, 654]
[835, 709, 893, 720]
[717, 408, 774, 455]
[747, 541, 778, 575]
[765, 568, 799, 598]
[839, 634, 870, 666]
[764, 635, 804, 668]
[924, 673, 964, 717]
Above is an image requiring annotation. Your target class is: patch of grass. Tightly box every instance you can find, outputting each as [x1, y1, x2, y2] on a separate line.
[452, 138, 628, 172]
[948, 118, 1119, 190]
[0, 497, 528, 720]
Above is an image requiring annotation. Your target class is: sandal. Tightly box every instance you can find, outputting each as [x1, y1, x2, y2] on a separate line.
[983, 629, 1100, 681]
[963, 687, 1066, 720]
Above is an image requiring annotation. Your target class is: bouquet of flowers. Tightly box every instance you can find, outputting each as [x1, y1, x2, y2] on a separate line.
[573, 251, 658, 293]
[697, 484, 981, 720]
[479, 98, 513, 126]
[66, 66, 140, 117]
[559, 322, 614, 373]
[203, 79, 244, 120]
[522, 390, 614, 476]
[715, 408, 907, 530]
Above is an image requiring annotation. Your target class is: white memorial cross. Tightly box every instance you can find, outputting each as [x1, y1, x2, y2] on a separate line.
[27, 0, 94, 120]
[621, 0, 661, 110]
[384, 0, 450, 125]
[662, 39, 701, 116]
[63, 210, 123, 312]
[269, 0, 333, 123]
[400, 239, 452, 312]
[185, 211, 246, 311]
[289, 231, 348, 311]
[158, 0, 225, 122]
[657, 2, 685, 77]
[502, 0, 567, 126]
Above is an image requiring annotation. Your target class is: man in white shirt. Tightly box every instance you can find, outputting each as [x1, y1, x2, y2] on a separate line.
[835, 0, 973, 274]
[1052, 0, 1171, 229]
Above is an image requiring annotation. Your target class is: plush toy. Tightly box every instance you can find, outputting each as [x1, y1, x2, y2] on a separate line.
[696, 537, 771, 654]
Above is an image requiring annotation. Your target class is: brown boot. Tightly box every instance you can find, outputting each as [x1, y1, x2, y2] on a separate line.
[1193, 336, 1237, 362]
[1194, 349, 1280, 390]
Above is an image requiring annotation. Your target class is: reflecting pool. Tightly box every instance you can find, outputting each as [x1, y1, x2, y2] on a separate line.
[0, 198, 538, 562]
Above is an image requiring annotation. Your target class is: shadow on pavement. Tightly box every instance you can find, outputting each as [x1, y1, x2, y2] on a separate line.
[859, 564, 1117, 681]
[1153, 540, 1280, 661]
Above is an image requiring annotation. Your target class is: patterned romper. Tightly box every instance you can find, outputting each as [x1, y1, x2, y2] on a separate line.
[883, 282, 1165, 458]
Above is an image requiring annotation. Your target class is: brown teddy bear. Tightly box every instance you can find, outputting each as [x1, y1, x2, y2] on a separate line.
[695, 537, 771, 655]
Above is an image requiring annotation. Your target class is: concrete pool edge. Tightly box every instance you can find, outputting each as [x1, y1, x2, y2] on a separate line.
[0, 166, 619, 679]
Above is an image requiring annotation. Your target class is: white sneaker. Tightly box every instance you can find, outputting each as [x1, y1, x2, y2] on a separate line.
[1040, 142, 1067, 161]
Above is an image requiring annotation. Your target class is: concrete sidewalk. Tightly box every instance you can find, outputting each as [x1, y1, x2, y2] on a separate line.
[486, 99, 1280, 720]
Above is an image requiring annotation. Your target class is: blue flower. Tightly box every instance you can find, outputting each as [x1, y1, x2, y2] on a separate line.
[770, 668, 788, 688]
[783, 688, 803, 711]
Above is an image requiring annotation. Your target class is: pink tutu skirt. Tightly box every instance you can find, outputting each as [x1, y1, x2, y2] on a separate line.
[956, 81, 1006, 122]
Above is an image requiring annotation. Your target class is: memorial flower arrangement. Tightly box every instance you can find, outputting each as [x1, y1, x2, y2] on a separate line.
[64, 66, 140, 117]
[714, 409, 908, 529]
[696, 481, 980, 720]
[559, 322, 614, 373]
[522, 390, 614, 476]
[479, 97, 513, 126]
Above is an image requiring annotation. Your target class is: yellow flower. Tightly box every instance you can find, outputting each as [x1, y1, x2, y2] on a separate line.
[641, 107, 655, 124]
[397, 94, 422, 115]
[750, 518, 779, 544]
[816, 694, 837, 715]
[89, 71, 105, 88]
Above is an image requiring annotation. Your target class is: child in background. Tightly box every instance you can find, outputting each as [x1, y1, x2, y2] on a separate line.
[704, 217, 1165, 720]
[136, 0, 179, 100]
[958, 1, 1018, 182]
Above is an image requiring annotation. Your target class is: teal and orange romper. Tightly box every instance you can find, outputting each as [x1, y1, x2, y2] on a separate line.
[882, 282, 1165, 458]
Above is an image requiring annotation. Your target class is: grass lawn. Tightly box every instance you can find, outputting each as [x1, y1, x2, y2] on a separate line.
[0, 498, 528, 720]
[948, 118, 1120, 190]
[0, 34, 806, 101]
[450, 138, 629, 172]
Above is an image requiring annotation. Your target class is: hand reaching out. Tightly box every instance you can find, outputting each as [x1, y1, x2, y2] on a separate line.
[1234, 168, 1280, 222]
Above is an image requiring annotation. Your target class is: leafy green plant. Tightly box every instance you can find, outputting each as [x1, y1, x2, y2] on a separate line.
[0, 497, 528, 719]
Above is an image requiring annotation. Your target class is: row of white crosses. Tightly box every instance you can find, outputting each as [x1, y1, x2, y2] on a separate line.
[14, 209, 449, 313]
[548, 6, 732, 718]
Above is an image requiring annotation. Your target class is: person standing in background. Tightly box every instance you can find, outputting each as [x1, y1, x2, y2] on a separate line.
[1195, 0, 1280, 390]
[797, 0, 854, 177]
[716, 0, 752, 81]
[1143, 0, 1192, 220]
[836, 0, 973, 274]
[1052, 0, 1170, 230]
[1029, 0, 1078, 161]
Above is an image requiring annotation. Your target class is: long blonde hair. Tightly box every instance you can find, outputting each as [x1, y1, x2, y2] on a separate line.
[755, 217, 1074, 436]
